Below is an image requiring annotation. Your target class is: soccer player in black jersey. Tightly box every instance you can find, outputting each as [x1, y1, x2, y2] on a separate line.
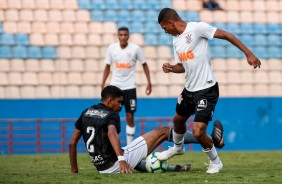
[69, 85, 223, 174]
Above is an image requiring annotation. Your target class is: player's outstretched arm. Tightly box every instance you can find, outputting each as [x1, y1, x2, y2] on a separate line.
[142, 63, 152, 95]
[101, 64, 111, 89]
[69, 129, 82, 173]
[162, 63, 185, 73]
[107, 125, 132, 174]
[214, 29, 261, 69]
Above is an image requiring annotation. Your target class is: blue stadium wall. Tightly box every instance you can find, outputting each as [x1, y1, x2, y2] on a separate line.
[1, 97, 282, 151]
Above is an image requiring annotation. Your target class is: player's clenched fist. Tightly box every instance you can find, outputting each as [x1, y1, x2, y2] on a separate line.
[162, 63, 172, 73]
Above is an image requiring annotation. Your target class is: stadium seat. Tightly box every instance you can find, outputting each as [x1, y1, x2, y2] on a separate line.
[267, 24, 281, 34]
[69, 59, 84, 72]
[19, 10, 33, 21]
[240, 34, 253, 46]
[145, 22, 159, 34]
[173, 0, 187, 11]
[226, 58, 241, 71]
[144, 34, 158, 46]
[118, 10, 131, 22]
[0, 72, 8, 85]
[91, 10, 104, 21]
[133, 0, 147, 10]
[119, 0, 132, 10]
[3, 21, 17, 34]
[227, 84, 241, 97]
[132, 10, 145, 22]
[89, 0, 105, 9]
[17, 22, 31, 34]
[254, 35, 267, 46]
[157, 46, 171, 59]
[35, 86, 50, 98]
[54, 59, 69, 72]
[143, 46, 157, 59]
[146, 10, 158, 22]
[22, 0, 35, 9]
[89, 22, 103, 34]
[44, 34, 58, 46]
[62, 10, 76, 22]
[240, 24, 254, 34]
[268, 46, 281, 58]
[8, 72, 22, 85]
[199, 10, 213, 23]
[52, 72, 67, 85]
[226, 23, 241, 34]
[168, 84, 183, 97]
[78, 0, 91, 10]
[0, 34, 15, 45]
[214, 71, 227, 84]
[0, 46, 12, 58]
[129, 33, 144, 45]
[253, 46, 268, 59]
[10, 59, 25, 71]
[82, 72, 99, 85]
[5, 86, 20, 98]
[227, 11, 240, 23]
[105, 0, 119, 10]
[254, 71, 269, 84]
[50, 85, 65, 98]
[254, 84, 269, 96]
[67, 72, 82, 85]
[21, 86, 36, 98]
[60, 22, 74, 33]
[15, 34, 29, 45]
[42, 47, 56, 59]
[210, 46, 226, 58]
[158, 34, 172, 46]
[0, 59, 10, 71]
[27, 46, 42, 59]
[241, 71, 254, 84]
[34, 10, 47, 22]
[12, 45, 27, 59]
[71, 46, 86, 59]
[102, 34, 116, 46]
[212, 58, 227, 71]
[253, 24, 267, 34]
[73, 33, 87, 46]
[160, 0, 171, 8]
[0, 23, 2, 33]
[102, 22, 117, 34]
[45, 22, 60, 34]
[21, 58, 37, 74]
[104, 10, 118, 22]
[81, 85, 97, 98]
[147, 0, 159, 10]
[269, 84, 282, 96]
[213, 11, 227, 23]
[49, 10, 62, 22]
[22, 72, 38, 85]
[74, 22, 89, 34]
[253, 0, 266, 11]
[130, 22, 145, 33]
[269, 71, 282, 84]
[88, 34, 102, 46]
[76, 10, 91, 22]
[38, 72, 53, 85]
[253, 12, 266, 23]
[225, 0, 240, 11]
[64, 0, 78, 9]
[267, 35, 281, 46]
[30, 34, 44, 45]
[5, 10, 19, 21]
[240, 84, 254, 96]
[65, 85, 80, 98]
[268, 59, 281, 71]
[187, 11, 199, 22]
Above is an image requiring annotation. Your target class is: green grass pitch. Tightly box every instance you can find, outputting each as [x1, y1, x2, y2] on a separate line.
[1, 151, 282, 184]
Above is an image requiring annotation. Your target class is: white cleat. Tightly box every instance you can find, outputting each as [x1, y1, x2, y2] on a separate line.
[206, 160, 223, 174]
[157, 146, 185, 161]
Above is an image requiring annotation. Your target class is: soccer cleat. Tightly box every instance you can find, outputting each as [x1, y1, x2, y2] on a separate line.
[174, 163, 191, 172]
[206, 160, 223, 174]
[211, 120, 225, 149]
[157, 146, 185, 161]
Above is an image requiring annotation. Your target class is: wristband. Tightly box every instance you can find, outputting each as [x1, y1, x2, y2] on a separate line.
[118, 155, 125, 161]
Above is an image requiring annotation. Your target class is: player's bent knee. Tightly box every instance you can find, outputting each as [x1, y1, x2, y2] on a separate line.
[192, 128, 206, 141]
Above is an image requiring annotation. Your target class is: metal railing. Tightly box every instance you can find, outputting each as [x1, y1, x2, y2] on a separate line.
[0, 117, 193, 155]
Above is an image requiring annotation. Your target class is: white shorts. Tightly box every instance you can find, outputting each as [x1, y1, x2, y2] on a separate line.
[99, 136, 148, 174]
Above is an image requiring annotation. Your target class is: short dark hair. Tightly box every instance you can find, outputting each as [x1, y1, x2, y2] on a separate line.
[101, 85, 123, 101]
[158, 8, 179, 24]
[118, 26, 129, 33]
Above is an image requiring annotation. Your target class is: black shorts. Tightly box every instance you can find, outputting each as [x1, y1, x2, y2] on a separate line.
[176, 83, 219, 124]
[122, 88, 137, 113]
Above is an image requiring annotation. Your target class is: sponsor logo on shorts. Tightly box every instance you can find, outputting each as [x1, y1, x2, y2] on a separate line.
[130, 99, 136, 111]
[197, 99, 207, 108]
[178, 95, 183, 104]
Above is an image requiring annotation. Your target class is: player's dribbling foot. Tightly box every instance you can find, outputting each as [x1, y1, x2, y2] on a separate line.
[206, 160, 223, 174]
[174, 163, 191, 172]
[211, 120, 225, 149]
[157, 146, 185, 161]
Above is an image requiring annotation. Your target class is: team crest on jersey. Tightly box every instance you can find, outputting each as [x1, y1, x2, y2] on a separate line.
[85, 109, 108, 118]
[185, 34, 193, 44]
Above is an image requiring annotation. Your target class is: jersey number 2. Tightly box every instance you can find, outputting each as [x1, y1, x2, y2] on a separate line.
[86, 127, 95, 153]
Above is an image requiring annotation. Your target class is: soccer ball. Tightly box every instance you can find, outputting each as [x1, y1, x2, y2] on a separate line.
[145, 152, 168, 173]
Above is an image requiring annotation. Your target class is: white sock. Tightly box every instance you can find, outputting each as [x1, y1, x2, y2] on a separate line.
[126, 125, 135, 145]
[203, 145, 220, 164]
[172, 131, 184, 151]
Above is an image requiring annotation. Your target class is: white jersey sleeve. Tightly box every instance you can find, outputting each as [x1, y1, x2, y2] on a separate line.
[104, 45, 113, 65]
[198, 22, 217, 40]
[136, 45, 146, 64]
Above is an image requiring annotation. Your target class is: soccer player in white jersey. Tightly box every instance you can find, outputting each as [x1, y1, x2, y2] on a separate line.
[101, 27, 152, 145]
[156, 8, 261, 174]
